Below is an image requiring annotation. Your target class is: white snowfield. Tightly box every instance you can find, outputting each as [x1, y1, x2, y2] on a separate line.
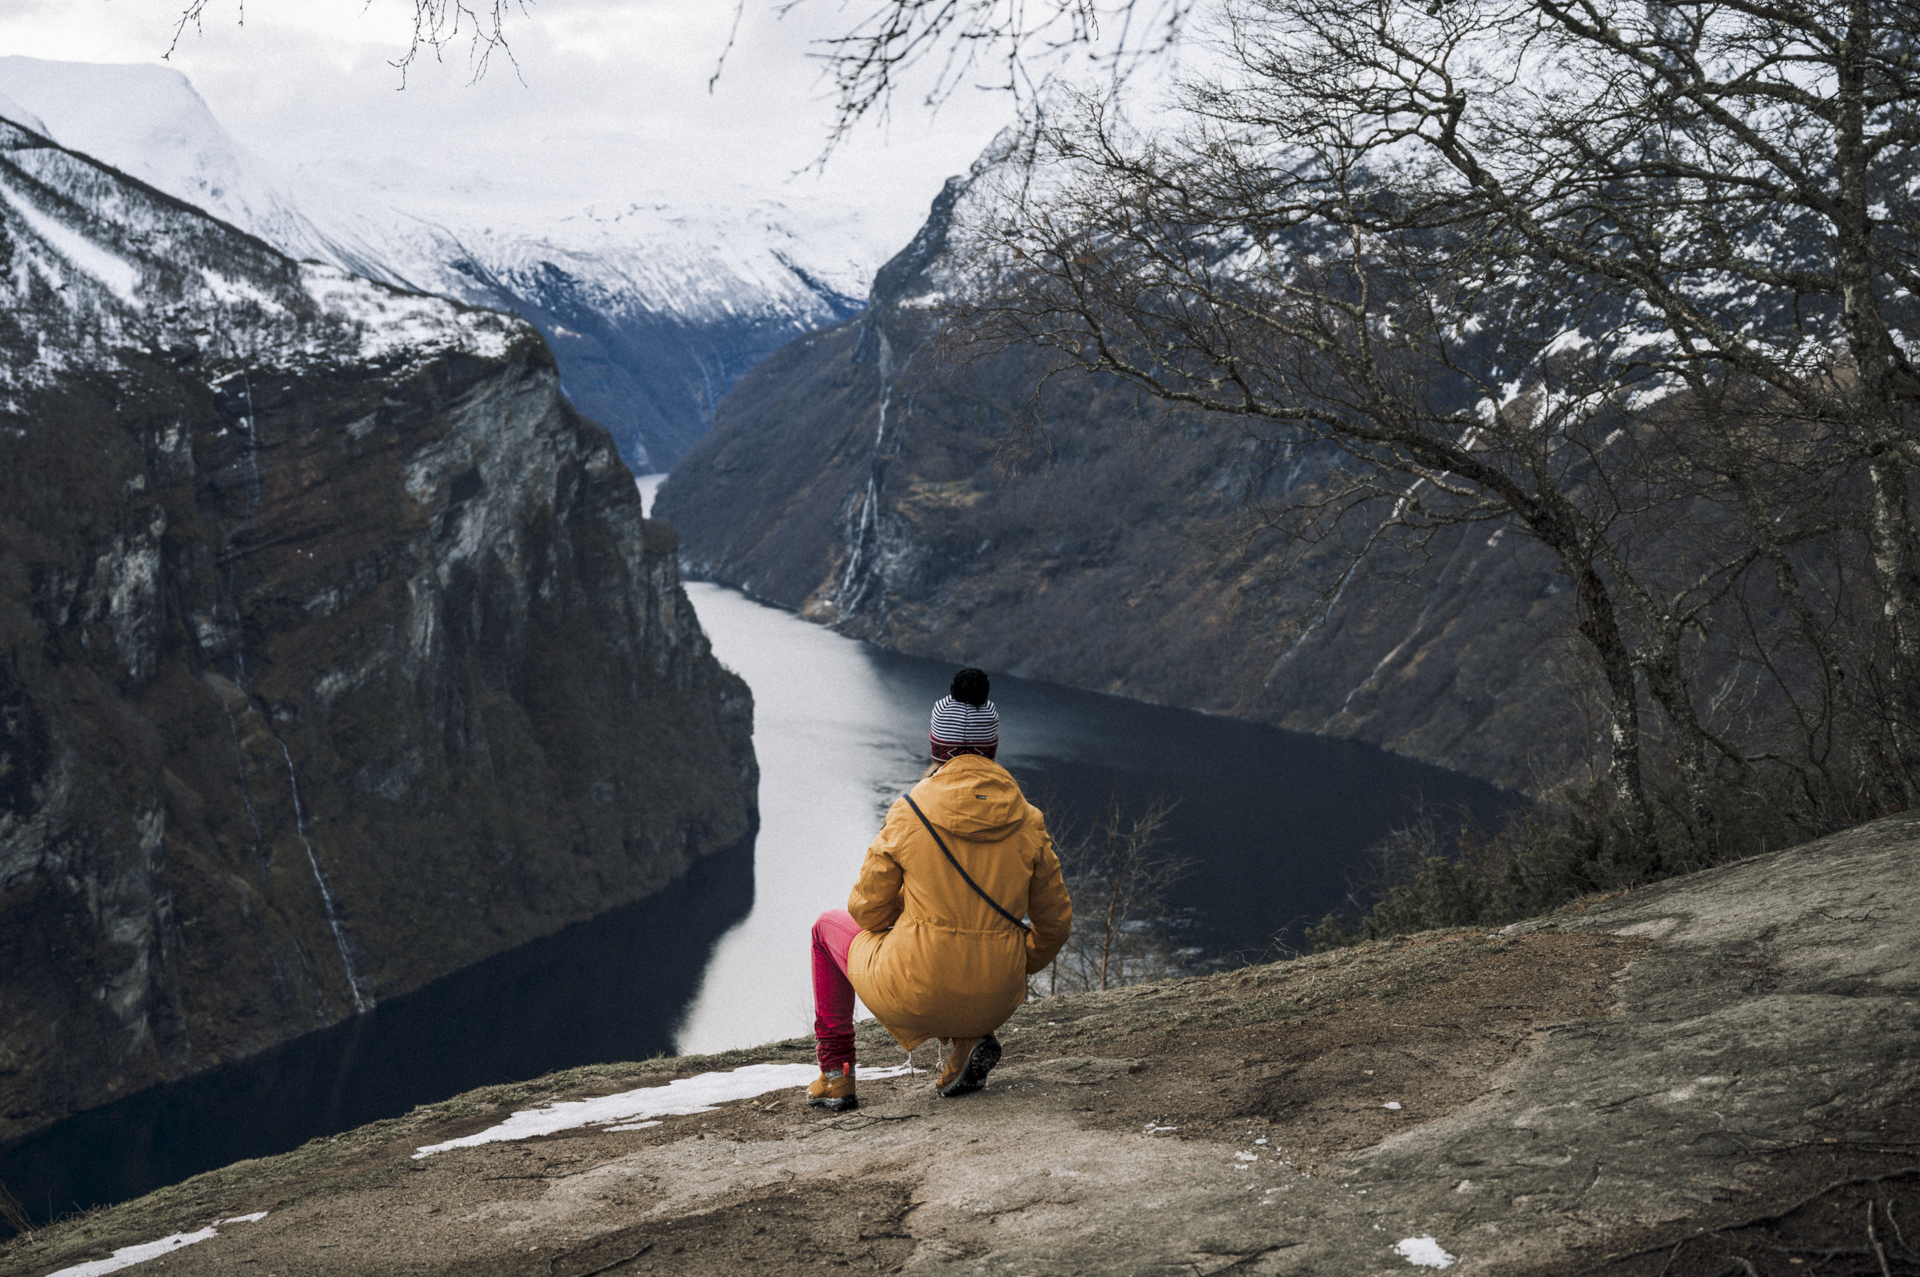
[412, 1062, 916, 1158]
[298, 262, 516, 364]
[0, 55, 888, 469]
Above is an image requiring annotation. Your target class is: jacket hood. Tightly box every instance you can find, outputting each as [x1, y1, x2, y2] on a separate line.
[912, 753, 1030, 839]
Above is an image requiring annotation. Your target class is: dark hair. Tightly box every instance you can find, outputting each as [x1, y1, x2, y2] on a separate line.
[950, 667, 990, 706]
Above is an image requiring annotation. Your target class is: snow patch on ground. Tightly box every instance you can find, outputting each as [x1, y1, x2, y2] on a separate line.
[45, 1215, 268, 1277]
[1394, 1236, 1457, 1268]
[412, 1063, 917, 1157]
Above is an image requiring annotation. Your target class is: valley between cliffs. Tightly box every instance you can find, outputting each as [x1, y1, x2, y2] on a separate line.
[0, 114, 757, 1148]
[5, 810, 1913, 1277]
[657, 166, 1583, 794]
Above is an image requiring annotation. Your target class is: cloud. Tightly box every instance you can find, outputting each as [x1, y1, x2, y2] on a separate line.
[0, 0, 1024, 253]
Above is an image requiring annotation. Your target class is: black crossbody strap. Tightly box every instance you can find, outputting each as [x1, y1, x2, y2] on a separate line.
[902, 792, 1032, 934]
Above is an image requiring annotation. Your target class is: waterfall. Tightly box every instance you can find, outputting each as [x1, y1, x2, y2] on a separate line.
[209, 364, 368, 1016]
[218, 699, 268, 883]
[274, 734, 370, 1015]
[1317, 529, 1480, 733]
[834, 329, 906, 617]
[238, 373, 263, 514]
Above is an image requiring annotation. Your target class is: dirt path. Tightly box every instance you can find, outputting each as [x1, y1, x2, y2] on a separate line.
[5, 814, 1917, 1276]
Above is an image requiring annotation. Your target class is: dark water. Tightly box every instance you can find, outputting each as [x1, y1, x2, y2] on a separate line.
[674, 583, 1519, 1053]
[0, 835, 751, 1228]
[864, 647, 1516, 959]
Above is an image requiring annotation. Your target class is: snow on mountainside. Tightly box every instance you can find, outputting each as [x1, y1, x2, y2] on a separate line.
[0, 91, 47, 140]
[0, 57, 402, 286]
[0, 113, 518, 399]
[388, 197, 873, 467]
[0, 56, 879, 468]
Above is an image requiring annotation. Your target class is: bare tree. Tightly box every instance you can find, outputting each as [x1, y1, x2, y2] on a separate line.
[171, 0, 1186, 110]
[951, 125, 1726, 846]
[934, 0, 1920, 843]
[1221, 0, 1920, 798]
[793, 0, 1194, 153]
[169, 0, 526, 82]
[1038, 792, 1190, 992]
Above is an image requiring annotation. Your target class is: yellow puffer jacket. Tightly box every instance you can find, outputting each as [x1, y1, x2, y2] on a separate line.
[847, 753, 1073, 1049]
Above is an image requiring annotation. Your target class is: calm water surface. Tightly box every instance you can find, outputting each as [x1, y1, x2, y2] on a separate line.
[671, 581, 1515, 1055]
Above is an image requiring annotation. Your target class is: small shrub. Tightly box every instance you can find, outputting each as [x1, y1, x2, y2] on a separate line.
[0, 1180, 32, 1243]
[1036, 792, 1193, 992]
[1310, 769, 1848, 950]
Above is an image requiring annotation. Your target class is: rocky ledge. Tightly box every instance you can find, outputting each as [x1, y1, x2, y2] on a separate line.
[8, 812, 1913, 1275]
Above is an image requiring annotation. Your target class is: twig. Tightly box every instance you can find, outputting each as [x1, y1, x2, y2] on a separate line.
[1889, 1199, 1914, 1257]
[1202, 1245, 1287, 1273]
[1868, 1202, 1893, 1277]
[1653, 1239, 1685, 1277]
[1749, 1240, 1872, 1257]
[571, 1240, 653, 1277]
[1571, 1167, 1920, 1274]
[481, 1173, 568, 1181]
[0, 1181, 33, 1242]
[1753, 1138, 1920, 1155]
[1727, 1259, 1760, 1277]
[796, 1112, 924, 1139]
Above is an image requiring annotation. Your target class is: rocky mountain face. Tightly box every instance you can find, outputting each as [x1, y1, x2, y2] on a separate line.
[0, 112, 757, 1145]
[0, 57, 874, 472]
[658, 159, 1587, 791]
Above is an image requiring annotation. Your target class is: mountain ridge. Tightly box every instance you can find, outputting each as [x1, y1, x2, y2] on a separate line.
[658, 161, 1578, 791]
[0, 55, 879, 469]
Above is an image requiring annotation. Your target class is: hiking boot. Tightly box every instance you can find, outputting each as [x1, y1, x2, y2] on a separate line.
[935, 1034, 1002, 1097]
[806, 1063, 858, 1112]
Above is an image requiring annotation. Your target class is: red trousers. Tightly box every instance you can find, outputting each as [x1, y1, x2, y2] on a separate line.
[811, 908, 860, 1071]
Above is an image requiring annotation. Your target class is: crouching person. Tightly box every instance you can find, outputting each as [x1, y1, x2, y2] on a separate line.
[807, 668, 1073, 1111]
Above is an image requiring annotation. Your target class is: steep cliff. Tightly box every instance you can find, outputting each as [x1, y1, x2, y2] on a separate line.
[657, 162, 1581, 791]
[0, 114, 757, 1144]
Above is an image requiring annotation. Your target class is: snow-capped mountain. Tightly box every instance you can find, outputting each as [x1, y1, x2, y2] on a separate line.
[0, 56, 880, 468]
[0, 110, 520, 401]
[389, 198, 872, 468]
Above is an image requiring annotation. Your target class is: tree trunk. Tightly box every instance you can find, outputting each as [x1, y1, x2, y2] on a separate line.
[1573, 561, 1656, 854]
[1834, 0, 1920, 797]
[1865, 455, 1920, 797]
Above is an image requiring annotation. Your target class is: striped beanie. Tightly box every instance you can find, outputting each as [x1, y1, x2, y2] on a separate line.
[931, 668, 998, 761]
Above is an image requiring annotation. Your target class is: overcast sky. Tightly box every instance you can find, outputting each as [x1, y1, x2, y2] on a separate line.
[0, 0, 1043, 259]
